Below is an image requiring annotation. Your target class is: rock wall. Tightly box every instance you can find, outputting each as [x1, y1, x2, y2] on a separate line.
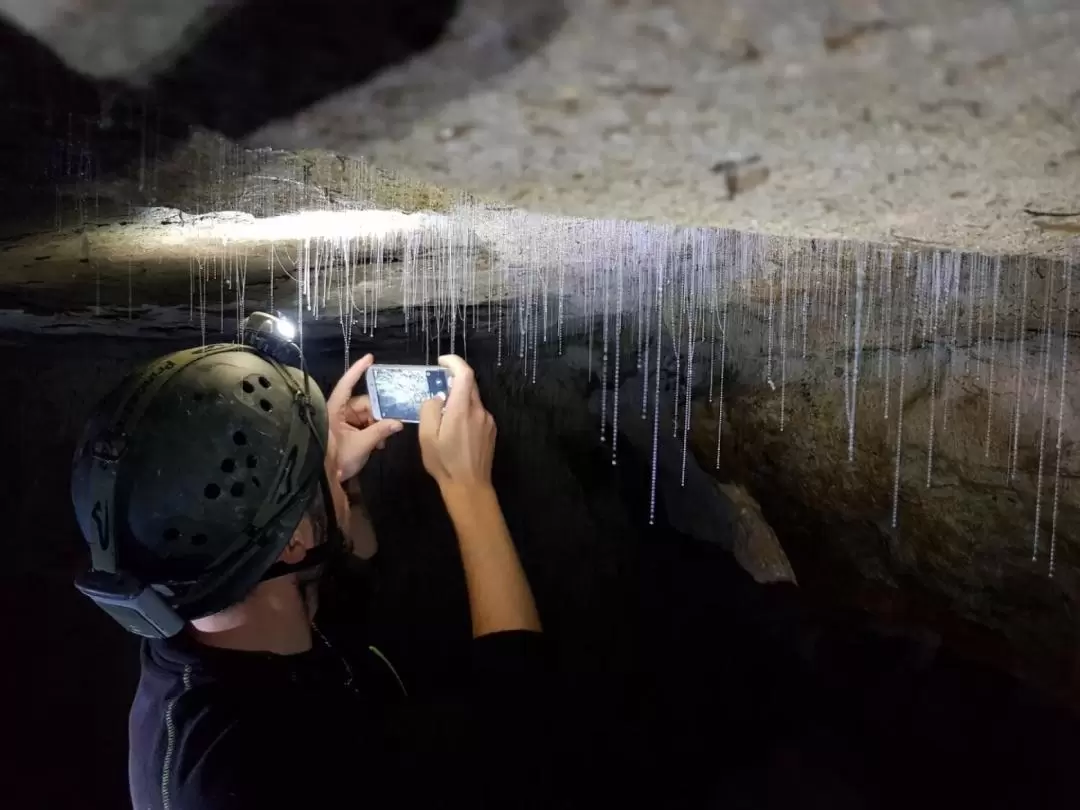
[0, 2, 1076, 693]
[2, 178, 1076, 698]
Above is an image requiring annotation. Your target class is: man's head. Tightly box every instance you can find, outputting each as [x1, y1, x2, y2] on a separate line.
[71, 341, 335, 636]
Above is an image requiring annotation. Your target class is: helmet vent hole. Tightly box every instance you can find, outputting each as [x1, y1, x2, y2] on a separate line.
[220, 458, 236, 473]
[246, 454, 258, 468]
[259, 399, 273, 413]
[192, 392, 204, 402]
[242, 380, 255, 394]
[233, 431, 247, 446]
[258, 376, 271, 389]
[204, 483, 221, 499]
[251, 476, 261, 488]
[192, 533, 208, 546]
[163, 528, 180, 542]
[230, 482, 245, 497]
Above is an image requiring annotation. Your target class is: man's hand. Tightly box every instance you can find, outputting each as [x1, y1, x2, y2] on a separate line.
[418, 355, 496, 492]
[327, 354, 403, 482]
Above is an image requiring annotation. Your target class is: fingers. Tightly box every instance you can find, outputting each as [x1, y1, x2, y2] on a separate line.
[335, 419, 402, 482]
[344, 395, 373, 427]
[365, 418, 403, 446]
[437, 354, 471, 378]
[340, 420, 402, 479]
[438, 354, 479, 413]
[327, 354, 374, 415]
[418, 396, 444, 447]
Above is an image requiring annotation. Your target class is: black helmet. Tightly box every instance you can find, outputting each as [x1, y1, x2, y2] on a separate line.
[71, 336, 331, 636]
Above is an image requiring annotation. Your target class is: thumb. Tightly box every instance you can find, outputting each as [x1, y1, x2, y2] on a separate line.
[364, 418, 404, 448]
[418, 396, 444, 450]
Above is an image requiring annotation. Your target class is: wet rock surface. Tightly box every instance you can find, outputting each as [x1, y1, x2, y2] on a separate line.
[1, 202, 1076, 704]
[686, 257, 1080, 698]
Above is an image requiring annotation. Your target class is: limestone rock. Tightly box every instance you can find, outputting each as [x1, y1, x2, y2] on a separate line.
[251, 0, 1080, 257]
[3, 1, 1079, 254]
[717, 481, 798, 585]
[693, 328, 1080, 694]
[0, 0, 225, 81]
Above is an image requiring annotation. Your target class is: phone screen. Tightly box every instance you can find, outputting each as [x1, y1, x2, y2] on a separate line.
[370, 366, 450, 423]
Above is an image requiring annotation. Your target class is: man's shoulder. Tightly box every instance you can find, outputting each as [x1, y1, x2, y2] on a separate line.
[130, 642, 292, 810]
[134, 677, 308, 810]
[132, 639, 257, 740]
[168, 691, 370, 810]
[131, 637, 387, 808]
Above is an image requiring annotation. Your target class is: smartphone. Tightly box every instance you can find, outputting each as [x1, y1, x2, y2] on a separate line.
[366, 365, 451, 423]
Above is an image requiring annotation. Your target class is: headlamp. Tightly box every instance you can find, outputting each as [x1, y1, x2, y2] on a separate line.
[242, 312, 302, 367]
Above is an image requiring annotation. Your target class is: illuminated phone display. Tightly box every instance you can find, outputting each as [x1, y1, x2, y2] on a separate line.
[367, 366, 450, 423]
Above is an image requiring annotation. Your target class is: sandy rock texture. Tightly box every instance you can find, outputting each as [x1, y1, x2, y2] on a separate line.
[253, 0, 1080, 256]
[2, 0, 1078, 255]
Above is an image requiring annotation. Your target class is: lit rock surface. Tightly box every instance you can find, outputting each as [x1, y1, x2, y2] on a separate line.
[718, 482, 798, 586]
[2, 0, 1078, 254]
[253, 0, 1080, 257]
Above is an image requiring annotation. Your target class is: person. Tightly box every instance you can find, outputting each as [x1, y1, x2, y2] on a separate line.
[70, 344, 548, 809]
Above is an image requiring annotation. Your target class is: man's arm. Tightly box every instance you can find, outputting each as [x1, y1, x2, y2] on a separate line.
[439, 482, 541, 636]
[418, 356, 541, 637]
[323, 352, 403, 562]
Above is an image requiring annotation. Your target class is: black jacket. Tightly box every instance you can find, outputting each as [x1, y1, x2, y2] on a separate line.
[129, 616, 550, 809]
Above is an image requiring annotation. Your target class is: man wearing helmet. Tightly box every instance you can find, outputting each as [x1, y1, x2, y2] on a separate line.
[72, 337, 545, 809]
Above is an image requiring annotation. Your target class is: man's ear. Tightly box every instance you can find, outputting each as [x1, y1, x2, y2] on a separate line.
[279, 518, 311, 564]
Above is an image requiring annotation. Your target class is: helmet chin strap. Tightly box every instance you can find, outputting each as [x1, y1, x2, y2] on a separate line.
[258, 525, 341, 582]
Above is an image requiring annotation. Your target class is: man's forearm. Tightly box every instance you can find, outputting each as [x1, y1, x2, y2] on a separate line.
[440, 484, 541, 637]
